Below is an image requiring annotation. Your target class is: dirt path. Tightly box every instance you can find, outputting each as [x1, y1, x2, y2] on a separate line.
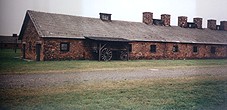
[0, 66, 227, 88]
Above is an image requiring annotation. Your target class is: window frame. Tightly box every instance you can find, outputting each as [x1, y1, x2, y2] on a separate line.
[60, 42, 70, 52]
[172, 45, 179, 52]
[150, 45, 157, 53]
[193, 46, 198, 53]
[210, 46, 216, 54]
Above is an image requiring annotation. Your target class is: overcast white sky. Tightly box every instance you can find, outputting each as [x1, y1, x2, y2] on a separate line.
[0, 0, 227, 36]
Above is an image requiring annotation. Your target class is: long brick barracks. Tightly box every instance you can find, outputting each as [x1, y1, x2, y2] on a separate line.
[19, 10, 227, 61]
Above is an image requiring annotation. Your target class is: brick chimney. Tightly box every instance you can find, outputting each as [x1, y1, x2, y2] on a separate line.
[178, 16, 188, 28]
[193, 18, 203, 29]
[207, 19, 216, 30]
[161, 14, 171, 26]
[220, 21, 227, 31]
[143, 12, 153, 25]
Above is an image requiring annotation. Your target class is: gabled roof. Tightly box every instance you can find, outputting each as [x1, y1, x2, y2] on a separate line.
[19, 10, 227, 45]
[85, 36, 129, 42]
[0, 35, 21, 43]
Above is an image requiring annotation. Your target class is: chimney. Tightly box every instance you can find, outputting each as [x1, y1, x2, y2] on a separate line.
[207, 19, 216, 30]
[193, 18, 203, 29]
[13, 34, 17, 37]
[99, 13, 111, 21]
[220, 21, 227, 31]
[161, 14, 171, 26]
[143, 12, 153, 25]
[178, 16, 188, 28]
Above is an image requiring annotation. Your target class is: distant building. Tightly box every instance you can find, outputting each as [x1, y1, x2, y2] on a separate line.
[0, 34, 21, 49]
[19, 10, 227, 61]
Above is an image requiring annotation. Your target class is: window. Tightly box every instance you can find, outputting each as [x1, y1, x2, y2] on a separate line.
[150, 45, 156, 53]
[210, 46, 216, 54]
[173, 45, 179, 52]
[101, 15, 109, 20]
[99, 13, 111, 21]
[60, 42, 70, 52]
[193, 46, 198, 53]
[128, 44, 132, 52]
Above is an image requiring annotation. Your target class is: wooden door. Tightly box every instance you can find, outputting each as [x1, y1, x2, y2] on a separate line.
[36, 44, 41, 61]
[22, 44, 26, 59]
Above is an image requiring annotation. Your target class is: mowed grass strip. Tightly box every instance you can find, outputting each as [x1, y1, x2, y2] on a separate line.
[0, 49, 227, 74]
[0, 75, 226, 110]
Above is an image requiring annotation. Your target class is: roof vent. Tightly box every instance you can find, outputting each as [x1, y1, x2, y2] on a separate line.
[216, 25, 221, 30]
[153, 19, 163, 26]
[99, 13, 111, 21]
[187, 22, 197, 28]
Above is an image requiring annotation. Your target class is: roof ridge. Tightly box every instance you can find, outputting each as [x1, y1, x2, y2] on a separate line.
[27, 10, 44, 37]
[21, 10, 227, 45]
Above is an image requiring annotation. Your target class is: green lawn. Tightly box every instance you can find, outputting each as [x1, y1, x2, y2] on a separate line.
[1, 76, 226, 110]
[0, 49, 227, 74]
[0, 49, 227, 109]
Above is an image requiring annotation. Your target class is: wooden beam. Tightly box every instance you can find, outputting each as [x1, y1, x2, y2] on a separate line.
[127, 44, 129, 61]
[98, 43, 101, 61]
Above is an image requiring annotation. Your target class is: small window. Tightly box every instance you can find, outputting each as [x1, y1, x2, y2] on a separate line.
[60, 42, 70, 52]
[102, 15, 109, 20]
[150, 45, 156, 53]
[210, 46, 216, 54]
[128, 44, 132, 52]
[193, 46, 198, 53]
[173, 45, 179, 52]
[99, 13, 111, 21]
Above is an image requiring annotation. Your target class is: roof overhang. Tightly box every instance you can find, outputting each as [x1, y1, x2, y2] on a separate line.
[85, 36, 130, 42]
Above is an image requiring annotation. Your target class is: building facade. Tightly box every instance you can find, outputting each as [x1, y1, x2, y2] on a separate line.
[0, 34, 21, 49]
[19, 10, 227, 61]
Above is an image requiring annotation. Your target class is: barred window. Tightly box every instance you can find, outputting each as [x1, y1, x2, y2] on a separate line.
[193, 46, 198, 53]
[173, 45, 179, 52]
[60, 42, 70, 52]
[210, 46, 216, 54]
[150, 45, 156, 53]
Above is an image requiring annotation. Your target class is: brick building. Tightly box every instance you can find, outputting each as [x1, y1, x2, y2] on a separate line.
[0, 34, 21, 49]
[19, 10, 227, 61]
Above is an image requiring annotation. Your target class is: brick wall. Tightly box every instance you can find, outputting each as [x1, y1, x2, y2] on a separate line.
[21, 17, 227, 61]
[129, 42, 165, 59]
[129, 42, 227, 60]
[220, 21, 227, 31]
[193, 18, 203, 29]
[178, 16, 188, 28]
[43, 38, 93, 61]
[143, 12, 153, 25]
[21, 19, 44, 60]
[208, 19, 216, 30]
[161, 14, 171, 26]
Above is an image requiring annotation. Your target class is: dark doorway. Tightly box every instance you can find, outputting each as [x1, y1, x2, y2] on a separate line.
[36, 44, 41, 61]
[22, 44, 26, 59]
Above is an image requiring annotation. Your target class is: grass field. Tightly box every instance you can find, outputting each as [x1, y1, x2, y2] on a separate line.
[0, 49, 227, 74]
[0, 49, 227, 109]
[1, 76, 226, 109]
